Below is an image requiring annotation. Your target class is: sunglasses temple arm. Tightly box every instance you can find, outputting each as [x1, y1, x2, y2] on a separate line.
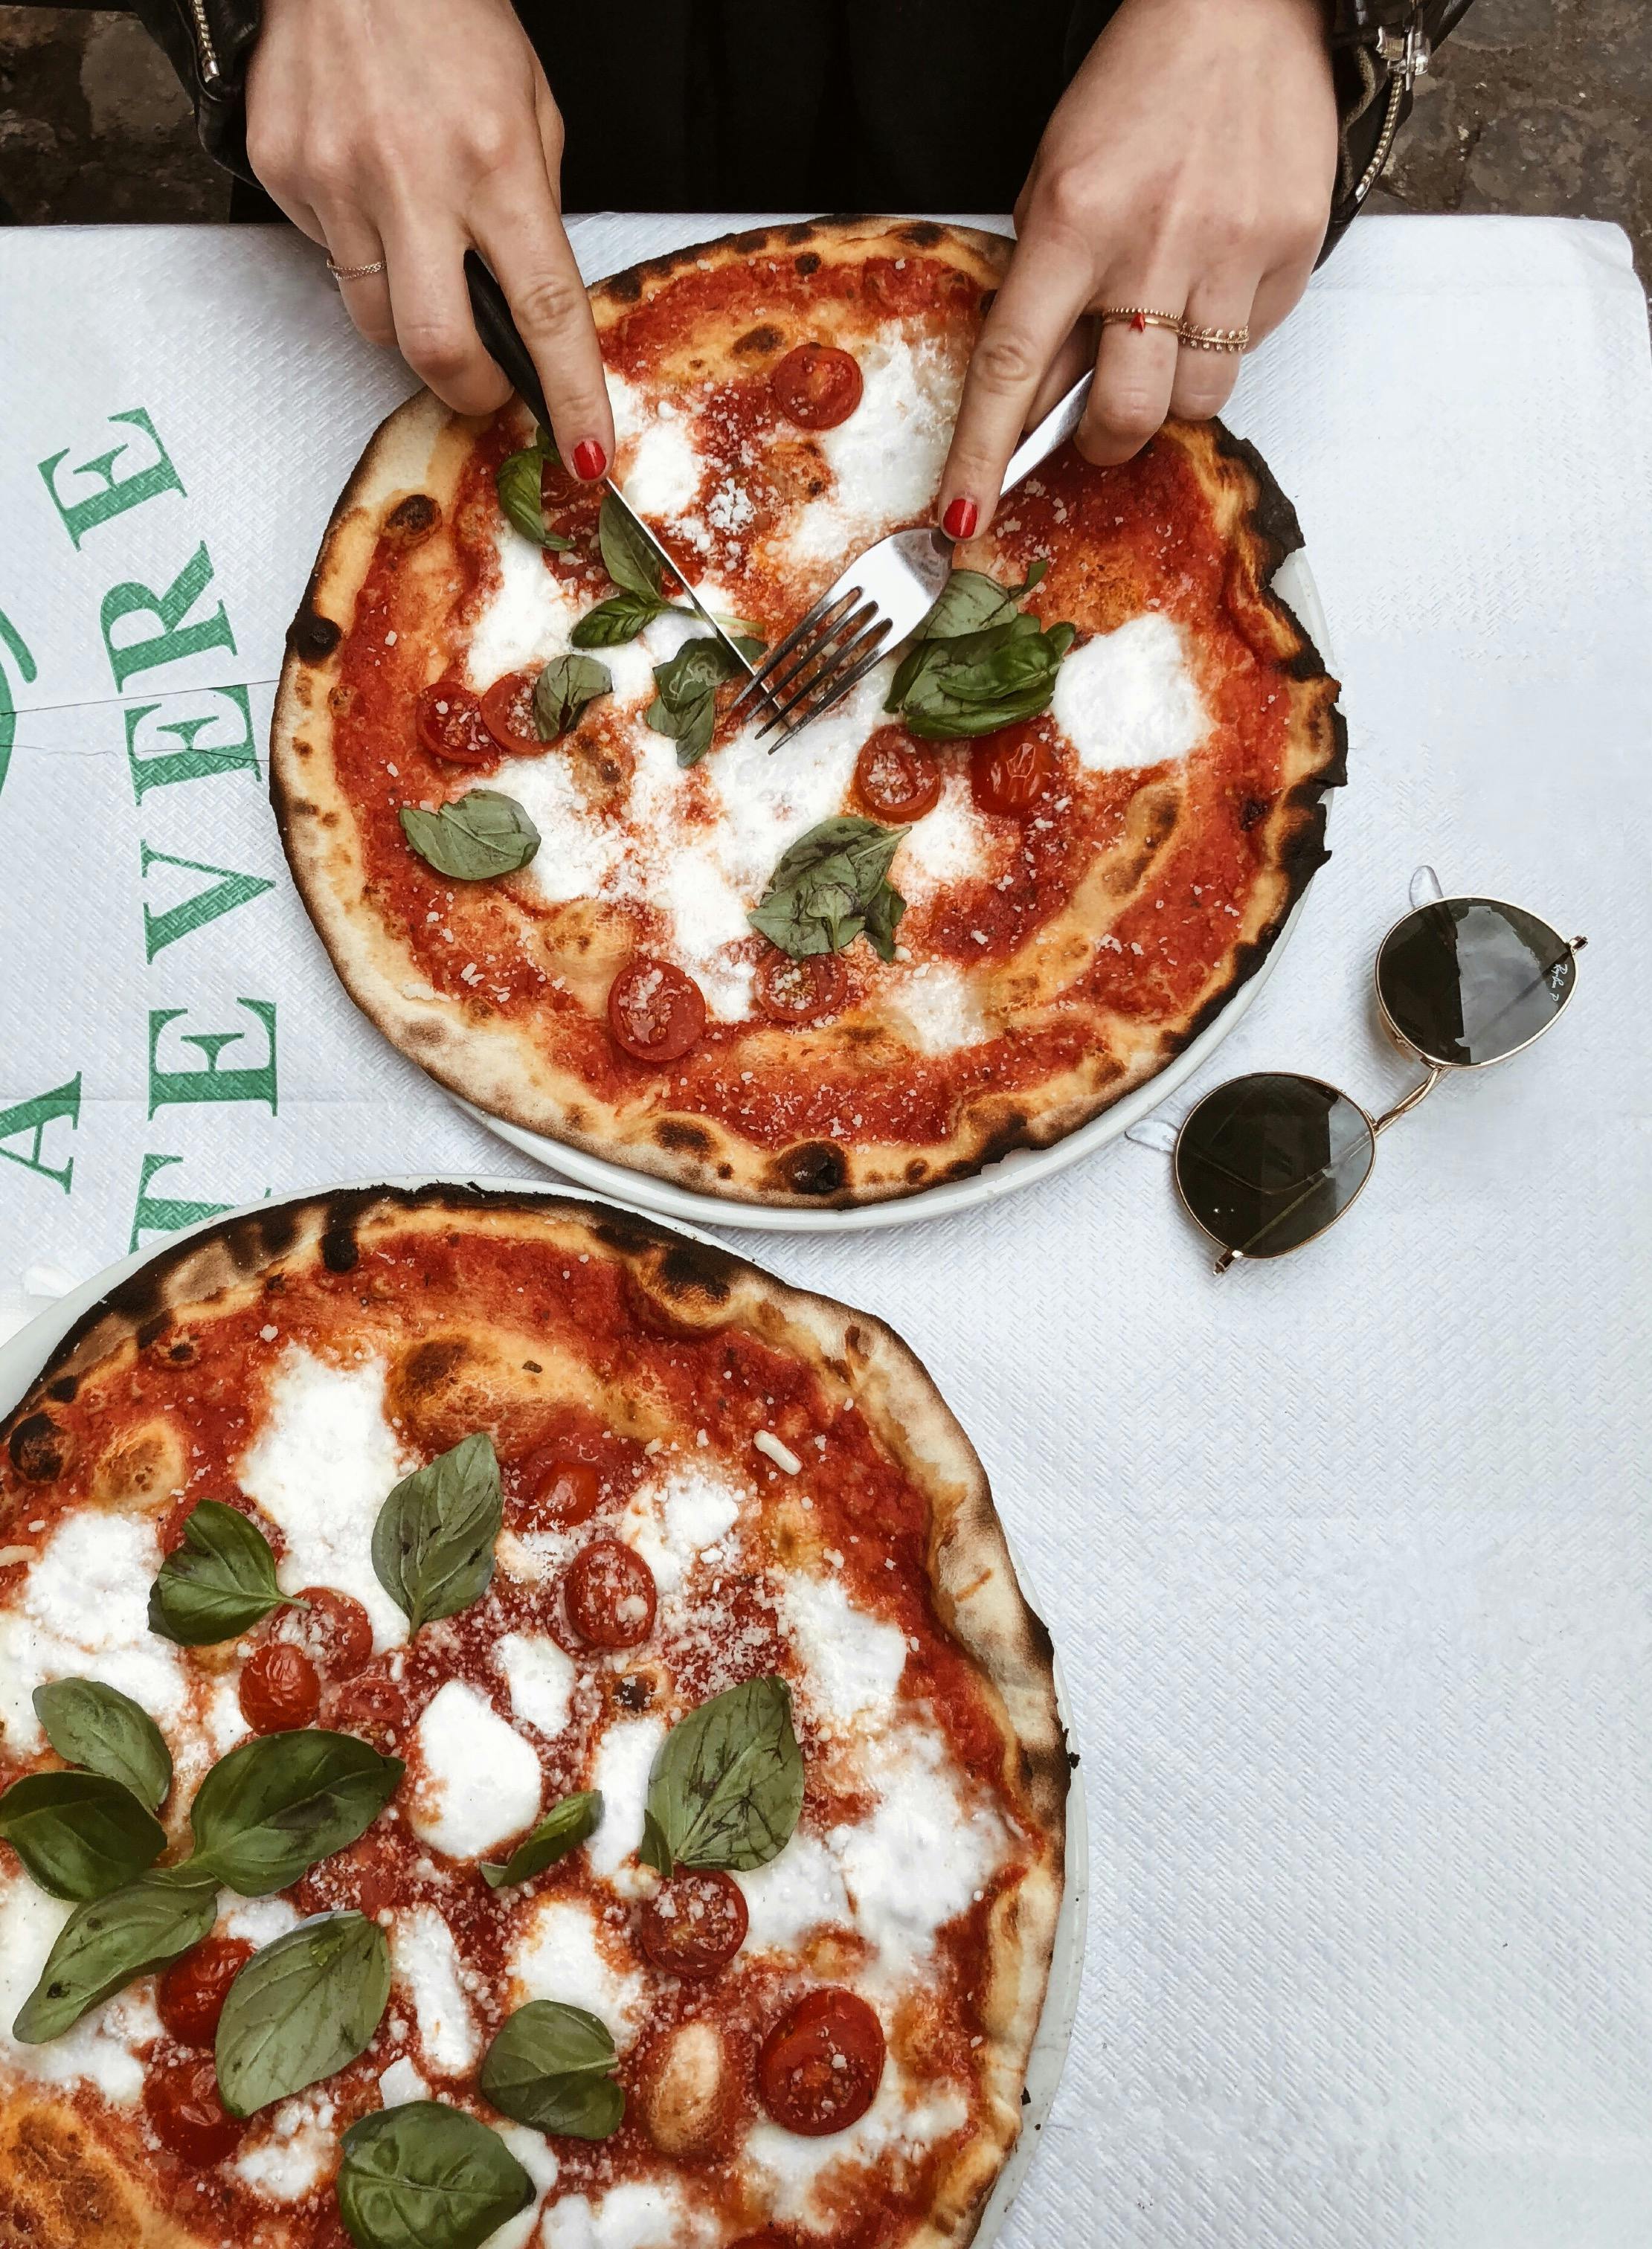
[1372, 1064, 1447, 1137]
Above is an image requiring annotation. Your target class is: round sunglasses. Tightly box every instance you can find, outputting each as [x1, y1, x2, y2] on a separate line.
[1174, 895, 1585, 1272]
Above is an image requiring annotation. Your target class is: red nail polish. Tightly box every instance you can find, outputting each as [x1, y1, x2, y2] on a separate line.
[942, 495, 978, 541]
[572, 439, 607, 482]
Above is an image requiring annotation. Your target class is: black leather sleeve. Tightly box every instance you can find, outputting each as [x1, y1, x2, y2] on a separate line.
[129, 0, 263, 184]
[1322, 1, 1479, 254]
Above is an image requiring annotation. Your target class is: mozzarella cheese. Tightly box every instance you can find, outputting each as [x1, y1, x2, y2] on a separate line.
[541, 2178, 716, 2249]
[782, 334, 959, 572]
[782, 1574, 907, 1728]
[488, 2122, 563, 2249]
[237, 1347, 414, 1652]
[376, 2054, 429, 2106]
[408, 1680, 542, 1859]
[462, 516, 585, 689]
[743, 2071, 970, 2232]
[898, 779, 989, 895]
[618, 1464, 743, 1596]
[1050, 611, 1209, 770]
[585, 1715, 666, 1881]
[495, 1629, 576, 1737]
[611, 377, 704, 521]
[890, 961, 986, 1056]
[0, 1508, 184, 1756]
[510, 1896, 648, 2049]
[736, 1832, 851, 1952]
[0, 1870, 157, 2104]
[221, 1894, 300, 1946]
[393, 1905, 479, 2074]
[231, 2090, 337, 2201]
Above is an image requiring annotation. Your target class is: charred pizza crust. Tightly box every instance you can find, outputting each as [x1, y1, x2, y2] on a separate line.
[271, 216, 1343, 1206]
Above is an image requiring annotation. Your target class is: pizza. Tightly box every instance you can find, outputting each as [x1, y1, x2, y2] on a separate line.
[0, 1183, 1067, 2249]
[271, 216, 1343, 1207]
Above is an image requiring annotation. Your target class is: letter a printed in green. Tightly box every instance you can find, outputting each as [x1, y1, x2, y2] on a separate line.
[0, 1075, 81, 1194]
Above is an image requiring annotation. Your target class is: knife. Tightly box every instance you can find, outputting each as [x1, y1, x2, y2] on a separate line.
[463, 251, 760, 683]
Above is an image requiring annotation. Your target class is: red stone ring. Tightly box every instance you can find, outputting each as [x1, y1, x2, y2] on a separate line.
[1099, 305, 1185, 336]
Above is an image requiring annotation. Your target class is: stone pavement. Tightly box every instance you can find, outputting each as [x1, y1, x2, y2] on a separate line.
[0, 1, 1647, 294]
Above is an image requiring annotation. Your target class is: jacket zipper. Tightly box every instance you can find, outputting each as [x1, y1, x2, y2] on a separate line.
[186, 0, 222, 88]
[1354, 7, 1433, 207]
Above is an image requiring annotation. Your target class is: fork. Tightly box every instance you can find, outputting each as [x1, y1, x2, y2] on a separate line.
[733, 369, 1095, 744]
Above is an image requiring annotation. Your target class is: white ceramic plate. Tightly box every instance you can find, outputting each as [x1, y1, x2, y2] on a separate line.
[0, 1174, 1086, 2242]
[462, 555, 1336, 1232]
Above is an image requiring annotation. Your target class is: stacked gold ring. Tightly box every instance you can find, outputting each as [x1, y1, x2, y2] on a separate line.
[1179, 322, 1250, 353]
[1099, 306, 1251, 353]
[1099, 306, 1184, 336]
[327, 255, 388, 283]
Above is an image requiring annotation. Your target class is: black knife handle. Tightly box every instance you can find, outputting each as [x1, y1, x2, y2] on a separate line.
[463, 250, 551, 430]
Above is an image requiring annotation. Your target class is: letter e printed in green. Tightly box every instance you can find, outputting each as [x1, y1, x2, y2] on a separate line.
[0, 1076, 81, 1194]
[126, 686, 258, 802]
[39, 408, 186, 550]
[148, 1002, 277, 1116]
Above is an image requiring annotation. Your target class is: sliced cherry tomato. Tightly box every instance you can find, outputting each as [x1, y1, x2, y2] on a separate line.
[639, 1869, 749, 1977]
[855, 726, 942, 821]
[608, 958, 707, 1064]
[239, 1641, 320, 1734]
[276, 1586, 374, 1681]
[155, 1937, 254, 2048]
[772, 344, 864, 431]
[144, 2055, 246, 2166]
[564, 1537, 658, 1649]
[971, 729, 1053, 817]
[754, 949, 848, 1027]
[415, 678, 498, 768]
[325, 1670, 411, 1749]
[481, 670, 546, 759]
[518, 1447, 603, 1529]
[756, 1987, 886, 2137]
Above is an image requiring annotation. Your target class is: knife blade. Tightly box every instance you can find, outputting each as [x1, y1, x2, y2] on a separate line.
[597, 480, 759, 682]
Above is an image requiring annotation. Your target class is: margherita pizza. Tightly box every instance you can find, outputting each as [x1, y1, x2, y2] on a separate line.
[272, 216, 1343, 1207]
[0, 1184, 1066, 2249]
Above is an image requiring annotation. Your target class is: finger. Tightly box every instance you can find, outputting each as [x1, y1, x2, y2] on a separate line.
[1247, 257, 1315, 346]
[936, 228, 1093, 537]
[1024, 319, 1095, 430]
[1074, 288, 1186, 467]
[315, 210, 394, 350]
[379, 214, 512, 416]
[472, 161, 612, 483]
[1167, 275, 1259, 422]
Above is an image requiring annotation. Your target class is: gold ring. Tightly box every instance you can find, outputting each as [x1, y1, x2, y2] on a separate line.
[1178, 322, 1250, 353]
[1099, 305, 1184, 336]
[327, 255, 388, 283]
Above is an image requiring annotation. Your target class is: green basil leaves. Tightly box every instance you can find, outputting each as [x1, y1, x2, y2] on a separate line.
[639, 1676, 803, 1876]
[913, 558, 1048, 643]
[0, 1770, 166, 1901]
[12, 1868, 218, 2043]
[187, 1730, 404, 1896]
[748, 815, 907, 963]
[337, 2101, 534, 2249]
[215, 1911, 390, 2117]
[147, 1499, 300, 1647]
[645, 635, 748, 768]
[479, 2001, 624, 2140]
[885, 560, 1073, 741]
[532, 653, 611, 741]
[495, 428, 572, 552]
[481, 1789, 602, 1890]
[371, 1432, 503, 1634]
[32, 1679, 172, 1811]
[571, 495, 675, 646]
[399, 792, 541, 881]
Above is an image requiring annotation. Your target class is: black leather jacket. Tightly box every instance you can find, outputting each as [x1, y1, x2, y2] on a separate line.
[132, 0, 1474, 254]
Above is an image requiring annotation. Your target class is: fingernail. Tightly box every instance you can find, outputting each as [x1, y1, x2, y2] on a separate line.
[942, 495, 978, 541]
[572, 439, 607, 482]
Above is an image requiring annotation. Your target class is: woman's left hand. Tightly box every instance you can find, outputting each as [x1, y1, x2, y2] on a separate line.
[936, 0, 1339, 539]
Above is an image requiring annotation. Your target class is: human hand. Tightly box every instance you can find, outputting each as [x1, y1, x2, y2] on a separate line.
[246, 0, 612, 477]
[937, 0, 1337, 538]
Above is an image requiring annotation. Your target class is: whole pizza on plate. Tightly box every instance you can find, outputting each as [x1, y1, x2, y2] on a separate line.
[272, 216, 1343, 1206]
[0, 1183, 1067, 2249]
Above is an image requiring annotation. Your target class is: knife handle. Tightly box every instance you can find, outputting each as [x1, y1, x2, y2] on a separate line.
[463, 250, 552, 431]
[1001, 372, 1093, 498]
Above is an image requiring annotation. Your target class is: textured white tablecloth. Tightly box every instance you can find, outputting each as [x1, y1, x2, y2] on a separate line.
[0, 211, 1649, 2248]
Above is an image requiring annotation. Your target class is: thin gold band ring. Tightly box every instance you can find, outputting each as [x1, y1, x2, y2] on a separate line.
[327, 255, 388, 283]
[1179, 322, 1250, 353]
[1099, 305, 1184, 336]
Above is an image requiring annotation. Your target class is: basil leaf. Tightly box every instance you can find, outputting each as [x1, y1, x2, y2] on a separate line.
[748, 815, 908, 964]
[147, 1499, 298, 1648]
[12, 1868, 217, 2043]
[531, 653, 611, 740]
[337, 2101, 534, 2249]
[188, 1731, 404, 1896]
[645, 636, 746, 769]
[570, 588, 673, 648]
[642, 1676, 803, 1874]
[597, 492, 666, 599]
[481, 1790, 602, 1890]
[215, 1911, 390, 2117]
[33, 1679, 173, 1811]
[495, 445, 572, 552]
[399, 792, 541, 881]
[911, 558, 1048, 644]
[887, 559, 1070, 740]
[479, 2001, 624, 2140]
[371, 1432, 503, 1634]
[0, 1770, 166, 1902]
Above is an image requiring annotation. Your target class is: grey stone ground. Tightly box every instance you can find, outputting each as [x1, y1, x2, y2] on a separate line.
[0, 0, 1647, 289]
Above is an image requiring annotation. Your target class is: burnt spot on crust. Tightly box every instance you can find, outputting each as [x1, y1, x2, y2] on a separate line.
[45, 1375, 77, 1404]
[605, 267, 643, 303]
[135, 1313, 169, 1352]
[1211, 425, 1304, 562]
[733, 323, 783, 358]
[900, 221, 945, 248]
[9, 1412, 68, 1481]
[793, 251, 822, 277]
[318, 1188, 379, 1274]
[384, 492, 440, 543]
[398, 1338, 469, 1393]
[286, 605, 341, 663]
[1, 2097, 141, 2245]
[1239, 793, 1273, 830]
[658, 1242, 735, 1307]
[776, 1142, 847, 1198]
[654, 1119, 715, 1157]
[905, 1159, 928, 1184]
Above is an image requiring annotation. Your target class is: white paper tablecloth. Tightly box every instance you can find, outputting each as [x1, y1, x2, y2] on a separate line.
[1, 210, 1649, 2248]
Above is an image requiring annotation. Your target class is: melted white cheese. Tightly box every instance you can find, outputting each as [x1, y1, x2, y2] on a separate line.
[495, 1630, 575, 1737]
[889, 962, 986, 1056]
[782, 1574, 907, 1727]
[0, 1509, 184, 1756]
[618, 1464, 743, 1596]
[488, 2122, 563, 2249]
[237, 1348, 414, 1652]
[1050, 611, 1209, 770]
[584, 1715, 666, 1880]
[782, 333, 959, 572]
[510, 1896, 647, 2049]
[462, 515, 585, 689]
[231, 2090, 336, 2201]
[736, 1831, 851, 1951]
[221, 1894, 300, 1946]
[0, 1870, 158, 2104]
[376, 2054, 429, 2105]
[742, 2069, 970, 2231]
[541, 2178, 715, 2249]
[611, 377, 704, 521]
[408, 1680, 542, 1859]
[393, 1905, 479, 2074]
[898, 777, 988, 895]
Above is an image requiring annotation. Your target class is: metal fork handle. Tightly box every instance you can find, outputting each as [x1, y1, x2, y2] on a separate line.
[999, 372, 1093, 500]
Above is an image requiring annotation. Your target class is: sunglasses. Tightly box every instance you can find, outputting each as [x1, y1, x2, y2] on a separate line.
[1174, 895, 1585, 1271]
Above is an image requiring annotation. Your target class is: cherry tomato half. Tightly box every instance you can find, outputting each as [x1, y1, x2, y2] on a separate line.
[754, 950, 848, 1028]
[144, 2055, 246, 2166]
[855, 727, 942, 822]
[756, 1987, 886, 2137]
[324, 1670, 411, 1750]
[564, 1537, 658, 1650]
[772, 344, 864, 431]
[518, 1447, 603, 1529]
[415, 679, 498, 768]
[971, 730, 1053, 817]
[608, 958, 707, 1064]
[481, 670, 547, 759]
[276, 1586, 374, 1682]
[639, 1869, 749, 1977]
[156, 1937, 254, 2049]
[239, 1641, 320, 1734]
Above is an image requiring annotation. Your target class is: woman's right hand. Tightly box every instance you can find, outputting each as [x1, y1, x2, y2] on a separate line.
[245, 0, 614, 480]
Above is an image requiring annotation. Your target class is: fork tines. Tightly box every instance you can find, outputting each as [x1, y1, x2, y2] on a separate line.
[730, 584, 893, 744]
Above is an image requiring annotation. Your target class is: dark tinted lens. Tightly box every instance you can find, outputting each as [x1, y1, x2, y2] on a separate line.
[1377, 898, 1575, 1066]
[1175, 1072, 1376, 1260]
